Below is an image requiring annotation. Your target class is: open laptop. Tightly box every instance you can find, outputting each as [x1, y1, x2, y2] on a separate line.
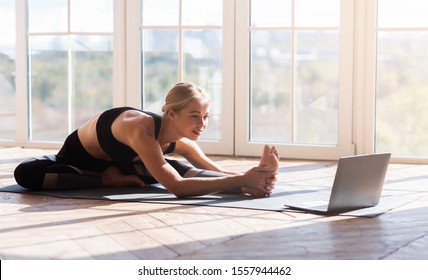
[284, 153, 391, 214]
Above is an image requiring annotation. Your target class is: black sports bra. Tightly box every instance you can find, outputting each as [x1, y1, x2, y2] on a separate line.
[95, 107, 176, 174]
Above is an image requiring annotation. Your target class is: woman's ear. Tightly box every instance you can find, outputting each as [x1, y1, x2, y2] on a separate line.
[167, 109, 176, 120]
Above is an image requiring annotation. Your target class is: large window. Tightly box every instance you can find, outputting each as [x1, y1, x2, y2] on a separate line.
[4, 0, 428, 162]
[236, 0, 354, 159]
[130, 0, 235, 154]
[0, 0, 16, 140]
[140, 0, 224, 141]
[249, 0, 340, 145]
[375, 0, 428, 158]
[27, 0, 114, 142]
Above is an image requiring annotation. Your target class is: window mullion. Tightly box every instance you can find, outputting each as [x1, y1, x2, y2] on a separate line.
[178, 0, 183, 81]
[15, 0, 29, 145]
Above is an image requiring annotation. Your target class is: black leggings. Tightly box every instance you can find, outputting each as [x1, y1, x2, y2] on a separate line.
[13, 131, 193, 190]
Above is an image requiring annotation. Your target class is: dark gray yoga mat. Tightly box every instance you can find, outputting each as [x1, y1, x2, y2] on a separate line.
[0, 183, 415, 217]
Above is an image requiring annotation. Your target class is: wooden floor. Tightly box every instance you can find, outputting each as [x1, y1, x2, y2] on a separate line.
[1, 146, 428, 260]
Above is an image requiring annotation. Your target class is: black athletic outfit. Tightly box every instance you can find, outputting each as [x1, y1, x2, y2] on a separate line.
[14, 107, 192, 190]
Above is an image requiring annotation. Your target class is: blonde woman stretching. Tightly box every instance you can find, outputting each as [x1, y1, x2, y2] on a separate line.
[14, 82, 279, 198]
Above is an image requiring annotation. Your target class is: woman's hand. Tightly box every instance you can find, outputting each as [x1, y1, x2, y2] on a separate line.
[242, 167, 277, 196]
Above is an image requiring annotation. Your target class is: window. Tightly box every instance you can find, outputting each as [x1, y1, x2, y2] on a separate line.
[140, 0, 224, 141]
[249, 0, 340, 145]
[235, 0, 354, 159]
[130, 0, 235, 154]
[375, 0, 428, 158]
[27, 0, 114, 142]
[4, 0, 428, 162]
[0, 0, 16, 140]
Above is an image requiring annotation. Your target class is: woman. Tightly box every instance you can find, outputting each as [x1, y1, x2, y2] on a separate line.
[14, 82, 279, 198]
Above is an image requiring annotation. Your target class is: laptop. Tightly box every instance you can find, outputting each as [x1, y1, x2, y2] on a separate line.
[284, 153, 391, 214]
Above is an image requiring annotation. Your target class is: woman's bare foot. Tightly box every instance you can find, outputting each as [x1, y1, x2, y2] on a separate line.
[258, 145, 279, 172]
[102, 166, 148, 188]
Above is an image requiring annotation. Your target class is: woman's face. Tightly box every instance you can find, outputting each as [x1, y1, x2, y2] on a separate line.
[170, 98, 210, 140]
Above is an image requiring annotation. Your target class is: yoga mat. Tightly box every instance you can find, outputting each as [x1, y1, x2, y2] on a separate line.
[0, 183, 415, 217]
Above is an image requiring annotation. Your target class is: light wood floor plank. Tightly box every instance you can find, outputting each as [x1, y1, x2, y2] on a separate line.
[98, 220, 178, 259]
[68, 226, 139, 260]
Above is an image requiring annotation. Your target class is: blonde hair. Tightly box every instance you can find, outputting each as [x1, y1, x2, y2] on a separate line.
[162, 82, 210, 115]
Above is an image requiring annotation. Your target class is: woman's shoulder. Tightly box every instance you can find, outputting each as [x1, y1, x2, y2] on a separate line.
[103, 106, 158, 113]
[104, 107, 158, 121]
[110, 107, 161, 118]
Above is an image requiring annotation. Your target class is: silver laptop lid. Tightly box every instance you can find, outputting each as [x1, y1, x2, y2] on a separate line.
[327, 153, 391, 212]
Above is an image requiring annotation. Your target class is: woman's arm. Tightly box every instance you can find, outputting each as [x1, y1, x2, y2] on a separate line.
[174, 138, 231, 173]
[122, 122, 273, 198]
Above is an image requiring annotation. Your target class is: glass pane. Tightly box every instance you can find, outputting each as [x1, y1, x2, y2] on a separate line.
[71, 36, 113, 129]
[142, 30, 179, 113]
[142, 0, 179, 26]
[29, 36, 68, 141]
[0, 0, 16, 140]
[28, 0, 68, 33]
[250, 31, 292, 143]
[251, 0, 291, 27]
[378, 0, 428, 28]
[295, 0, 340, 27]
[376, 32, 428, 156]
[70, 0, 113, 33]
[295, 31, 339, 145]
[182, 0, 223, 26]
[183, 30, 222, 140]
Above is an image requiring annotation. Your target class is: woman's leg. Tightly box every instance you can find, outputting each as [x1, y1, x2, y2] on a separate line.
[14, 155, 103, 190]
[132, 158, 207, 184]
[182, 168, 267, 196]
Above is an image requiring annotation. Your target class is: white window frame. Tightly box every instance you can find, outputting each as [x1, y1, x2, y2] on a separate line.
[357, 0, 428, 164]
[7, 0, 125, 149]
[354, 0, 377, 158]
[235, 0, 355, 160]
[125, 0, 235, 155]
